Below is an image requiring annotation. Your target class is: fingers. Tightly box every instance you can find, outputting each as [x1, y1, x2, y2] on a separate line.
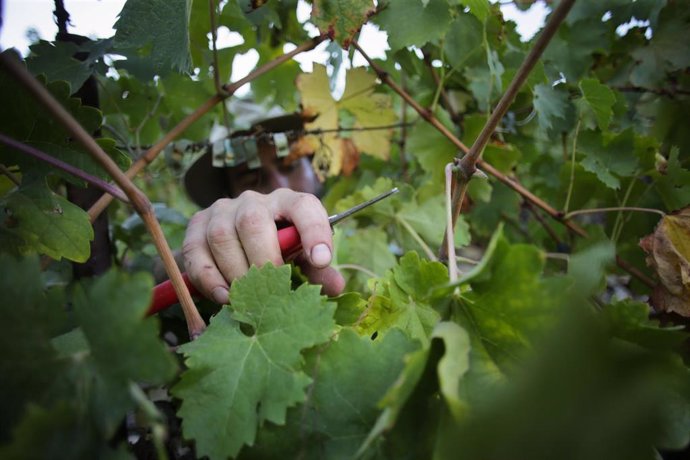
[182, 189, 342, 304]
[207, 193, 283, 281]
[270, 189, 334, 268]
[298, 262, 346, 297]
[182, 209, 231, 304]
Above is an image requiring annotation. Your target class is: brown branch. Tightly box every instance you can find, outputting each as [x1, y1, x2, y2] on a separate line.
[352, 36, 586, 240]
[0, 133, 129, 203]
[87, 35, 326, 220]
[0, 52, 207, 339]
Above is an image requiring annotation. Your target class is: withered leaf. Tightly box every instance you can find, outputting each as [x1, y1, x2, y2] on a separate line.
[640, 206, 690, 316]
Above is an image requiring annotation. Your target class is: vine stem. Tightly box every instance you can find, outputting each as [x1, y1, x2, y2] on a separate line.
[565, 207, 666, 219]
[353, 3, 653, 288]
[352, 34, 587, 248]
[0, 133, 130, 203]
[445, 163, 459, 283]
[0, 52, 207, 339]
[87, 35, 327, 221]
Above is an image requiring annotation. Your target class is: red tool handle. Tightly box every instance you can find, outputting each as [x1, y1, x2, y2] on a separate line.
[148, 225, 303, 315]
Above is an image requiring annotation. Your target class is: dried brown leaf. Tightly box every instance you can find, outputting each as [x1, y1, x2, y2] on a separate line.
[640, 206, 690, 316]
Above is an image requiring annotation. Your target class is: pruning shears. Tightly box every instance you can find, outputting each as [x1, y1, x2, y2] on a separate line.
[148, 187, 399, 315]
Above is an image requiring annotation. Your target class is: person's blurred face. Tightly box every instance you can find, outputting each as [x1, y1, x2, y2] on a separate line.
[224, 146, 322, 198]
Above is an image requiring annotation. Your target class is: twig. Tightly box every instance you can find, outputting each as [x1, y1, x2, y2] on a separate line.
[351, 39, 587, 243]
[524, 200, 562, 247]
[87, 35, 326, 220]
[0, 133, 129, 203]
[452, 0, 577, 223]
[335, 264, 379, 280]
[0, 52, 206, 339]
[565, 207, 666, 220]
[445, 163, 459, 282]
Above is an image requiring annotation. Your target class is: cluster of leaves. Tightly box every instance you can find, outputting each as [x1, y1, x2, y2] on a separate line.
[1, 0, 690, 459]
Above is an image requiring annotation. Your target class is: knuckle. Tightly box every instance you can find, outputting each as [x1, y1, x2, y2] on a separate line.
[206, 221, 239, 245]
[235, 206, 267, 234]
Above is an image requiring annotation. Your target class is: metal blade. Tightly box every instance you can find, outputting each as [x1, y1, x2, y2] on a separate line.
[328, 187, 399, 226]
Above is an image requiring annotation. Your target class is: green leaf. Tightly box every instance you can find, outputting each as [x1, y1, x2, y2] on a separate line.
[406, 108, 458, 179]
[0, 182, 93, 262]
[432, 322, 471, 419]
[61, 270, 178, 436]
[579, 78, 616, 131]
[0, 255, 66, 442]
[113, 0, 193, 73]
[458, 0, 490, 22]
[172, 264, 336, 459]
[455, 227, 569, 378]
[357, 341, 432, 455]
[25, 41, 93, 93]
[533, 83, 568, 135]
[578, 129, 638, 190]
[363, 252, 447, 345]
[302, 328, 419, 458]
[335, 225, 397, 290]
[604, 300, 689, 352]
[311, 0, 375, 48]
[568, 240, 616, 296]
[0, 402, 132, 460]
[375, 0, 453, 52]
[630, 3, 690, 87]
[444, 13, 484, 70]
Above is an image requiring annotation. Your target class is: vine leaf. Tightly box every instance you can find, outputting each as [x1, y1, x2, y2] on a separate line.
[578, 129, 638, 190]
[454, 226, 571, 400]
[0, 255, 66, 442]
[640, 206, 690, 316]
[297, 65, 395, 178]
[301, 328, 419, 458]
[579, 78, 616, 131]
[0, 182, 93, 262]
[533, 83, 568, 135]
[172, 264, 337, 460]
[113, 0, 193, 73]
[54, 270, 179, 437]
[374, 0, 453, 52]
[630, 3, 690, 87]
[311, 0, 375, 48]
[360, 252, 448, 345]
[432, 322, 471, 420]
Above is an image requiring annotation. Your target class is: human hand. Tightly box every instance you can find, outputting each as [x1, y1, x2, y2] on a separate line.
[182, 188, 345, 303]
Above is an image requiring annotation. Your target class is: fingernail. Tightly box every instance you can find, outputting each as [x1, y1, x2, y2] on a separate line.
[311, 243, 332, 267]
[211, 286, 229, 304]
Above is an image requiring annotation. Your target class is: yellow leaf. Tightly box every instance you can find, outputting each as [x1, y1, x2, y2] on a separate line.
[296, 65, 396, 178]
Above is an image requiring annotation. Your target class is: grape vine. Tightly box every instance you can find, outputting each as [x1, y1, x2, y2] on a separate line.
[1, 1, 689, 459]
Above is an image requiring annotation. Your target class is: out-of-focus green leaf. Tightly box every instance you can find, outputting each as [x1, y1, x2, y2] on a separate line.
[0, 255, 66, 442]
[459, 0, 490, 22]
[578, 129, 638, 190]
[302, 328, 418, 458]
[444, 13, 484, 70]
[533, 83, 568, 136]
[630, 3, 690, 87]
[113, 0, 193, 73]
[375, 0, 452, 52]
[172, 264, 336, 460]
[26, 41, 93, 93]
[579, 78, 616, 131]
